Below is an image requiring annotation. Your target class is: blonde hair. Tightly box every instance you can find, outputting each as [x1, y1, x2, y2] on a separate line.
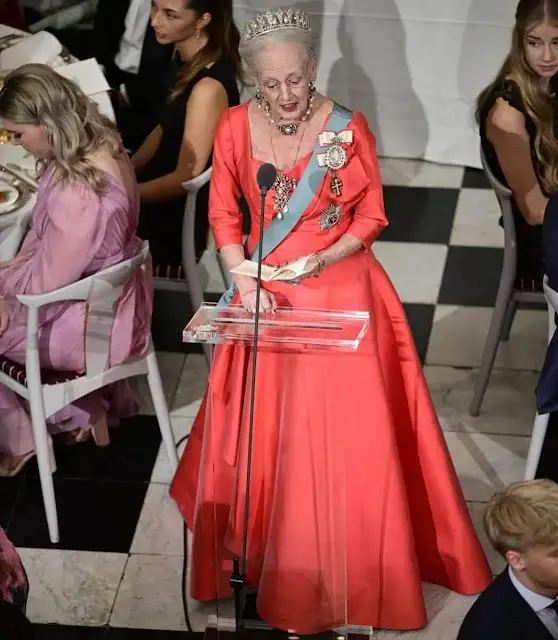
[484, 480, 558, 557]
[476, 0, 558, 194]
[0, 63, 122, 194]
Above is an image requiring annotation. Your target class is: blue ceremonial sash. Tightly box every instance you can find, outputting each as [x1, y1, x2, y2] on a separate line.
[218, 102, 353, 306]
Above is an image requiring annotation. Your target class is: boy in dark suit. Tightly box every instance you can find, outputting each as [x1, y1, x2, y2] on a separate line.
[458, 480, 558, 639]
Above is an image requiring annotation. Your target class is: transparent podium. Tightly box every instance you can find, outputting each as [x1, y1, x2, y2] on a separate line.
[182, 303, 370, 640]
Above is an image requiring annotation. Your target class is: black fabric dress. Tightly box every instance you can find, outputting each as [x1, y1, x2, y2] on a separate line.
[138, 58, 240, 272]
[479, 79, 548, 290]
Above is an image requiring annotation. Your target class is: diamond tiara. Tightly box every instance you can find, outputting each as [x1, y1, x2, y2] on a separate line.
[242, 8, 311, 42]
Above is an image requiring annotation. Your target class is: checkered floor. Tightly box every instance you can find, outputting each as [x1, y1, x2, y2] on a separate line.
[3, 158, 552, 638]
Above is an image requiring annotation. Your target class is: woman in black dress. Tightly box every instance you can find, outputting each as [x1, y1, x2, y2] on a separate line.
[132, 0, 242, 269]
[475, 0, 558, 292]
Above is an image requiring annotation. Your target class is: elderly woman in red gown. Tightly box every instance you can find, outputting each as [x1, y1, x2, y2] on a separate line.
[170, 7, 492, 633]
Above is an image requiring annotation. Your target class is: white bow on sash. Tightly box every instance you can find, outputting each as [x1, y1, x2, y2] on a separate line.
[317, 129, 353, 168]
[318, 129, 354, 146]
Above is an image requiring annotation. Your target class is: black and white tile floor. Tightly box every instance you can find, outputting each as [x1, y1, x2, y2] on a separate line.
[3, 158, 552, 637]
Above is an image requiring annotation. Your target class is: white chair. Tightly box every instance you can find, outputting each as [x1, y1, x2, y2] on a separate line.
[153, 167, 230, 363]
[524, 274, 556, 480]
[470, 147, 545, 416]
[0, 241, 178, 544]
[154, 167, 230, 298]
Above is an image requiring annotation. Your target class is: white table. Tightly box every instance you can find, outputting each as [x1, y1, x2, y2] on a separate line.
[0, 22, 114, 260]
[234, 0, 515, 168]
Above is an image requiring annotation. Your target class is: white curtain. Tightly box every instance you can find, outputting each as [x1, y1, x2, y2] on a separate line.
[234, 0, 515, 168]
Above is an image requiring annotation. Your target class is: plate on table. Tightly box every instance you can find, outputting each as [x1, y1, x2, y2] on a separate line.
[0, 168, 32, 215]
[0, 34, 24, 53]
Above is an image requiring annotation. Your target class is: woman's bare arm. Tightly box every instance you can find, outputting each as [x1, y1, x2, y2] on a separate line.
[138, 77, 230, 203]
[487, 99, 548, 225]
[131, 126, 163, 174]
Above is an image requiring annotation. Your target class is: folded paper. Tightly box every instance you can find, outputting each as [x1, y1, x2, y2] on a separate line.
[230, 255, 314, 282]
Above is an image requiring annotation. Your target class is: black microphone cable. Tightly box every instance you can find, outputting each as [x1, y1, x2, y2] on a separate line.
[174, 433, 194, 633]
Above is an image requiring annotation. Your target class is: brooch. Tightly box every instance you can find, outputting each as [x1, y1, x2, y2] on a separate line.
[271, 172, 298, 220]
[317, 129, 353, 197]
[320, 204, 343, 231]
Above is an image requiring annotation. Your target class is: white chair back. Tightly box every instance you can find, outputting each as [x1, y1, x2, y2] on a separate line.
[544, 275, 558, 312]
[524, 274, 557, 479]
[18, 240, 150, 377]
[181, 167, 212, 309]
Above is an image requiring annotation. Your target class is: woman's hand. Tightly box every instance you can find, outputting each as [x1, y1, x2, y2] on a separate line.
[286, 254, 322, 286]
[0, 252, 32, 270]
[240, 288, 277, 314]
[0, 299, 9, 337]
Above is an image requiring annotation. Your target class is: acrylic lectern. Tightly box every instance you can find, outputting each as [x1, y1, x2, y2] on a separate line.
[182, 302, 370, 640]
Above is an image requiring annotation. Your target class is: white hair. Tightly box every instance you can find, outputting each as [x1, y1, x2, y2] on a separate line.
[239, 28, 316, 76]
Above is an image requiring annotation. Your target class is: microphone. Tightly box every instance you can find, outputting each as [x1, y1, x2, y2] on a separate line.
[256, 163, 277, 194]
[230, 161, 277, 634]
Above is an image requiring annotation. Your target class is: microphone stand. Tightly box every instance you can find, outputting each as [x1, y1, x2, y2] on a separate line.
[230, 175, 273, 635]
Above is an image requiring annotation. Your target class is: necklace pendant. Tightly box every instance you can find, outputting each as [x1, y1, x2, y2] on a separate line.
[279, 123, 298, 136]
[276, 210, 284, 220]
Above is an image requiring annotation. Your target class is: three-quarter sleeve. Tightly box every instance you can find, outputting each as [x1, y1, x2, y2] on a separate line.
[347, 112, 388, 249]
[208, 109, 244, 248]
[1, 182, 102, 297]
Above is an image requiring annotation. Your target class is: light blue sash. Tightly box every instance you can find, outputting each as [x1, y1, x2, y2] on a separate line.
[218, 102, 353, 306]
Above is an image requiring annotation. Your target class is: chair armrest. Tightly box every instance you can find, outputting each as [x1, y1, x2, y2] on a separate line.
[16, 241, 150, 309]
[183, 167, 212, 194]
[16, 278, 93, 309]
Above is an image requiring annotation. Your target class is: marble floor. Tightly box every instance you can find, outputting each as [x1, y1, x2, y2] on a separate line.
[3, 157, 552, 638]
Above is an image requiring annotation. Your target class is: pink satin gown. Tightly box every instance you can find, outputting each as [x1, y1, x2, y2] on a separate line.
[0, 166, 153, 456]
[170, 103, 492, 632]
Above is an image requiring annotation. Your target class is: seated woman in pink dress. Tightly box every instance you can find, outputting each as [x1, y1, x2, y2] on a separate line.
[0, 63, 153, 476]
[170, 7, 492, 634]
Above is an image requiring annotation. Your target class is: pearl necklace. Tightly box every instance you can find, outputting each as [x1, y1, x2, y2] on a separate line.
[258, 85, 316, 136]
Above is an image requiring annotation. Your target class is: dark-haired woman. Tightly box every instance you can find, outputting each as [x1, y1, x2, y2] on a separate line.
[475, 0, 558, 291]
[133, 0, 241, 268]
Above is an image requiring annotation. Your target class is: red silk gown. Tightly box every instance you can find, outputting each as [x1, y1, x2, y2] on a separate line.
[170, 103, 491, 632]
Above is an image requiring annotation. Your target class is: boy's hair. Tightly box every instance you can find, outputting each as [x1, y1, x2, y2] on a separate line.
[484, 480, 558, 557]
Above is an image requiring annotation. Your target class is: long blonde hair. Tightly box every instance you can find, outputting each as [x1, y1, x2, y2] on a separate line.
[476, 0, 558, 194]
[0, 63, 122, 193]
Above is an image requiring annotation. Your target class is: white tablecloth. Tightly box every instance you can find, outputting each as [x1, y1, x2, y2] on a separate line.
[234, 0, 515, 168]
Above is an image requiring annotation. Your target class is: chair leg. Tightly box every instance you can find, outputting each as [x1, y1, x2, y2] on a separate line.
[501, 299, 518, 342]
[525, 412, 550, 480]
[28, 383, 59, 544]
[469, 287, 514, 417]
[183, 257, 211, 367]
[146, 347, 179, 473]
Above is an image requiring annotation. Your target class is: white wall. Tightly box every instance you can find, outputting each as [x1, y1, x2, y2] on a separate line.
[234, 0, 515, 168]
